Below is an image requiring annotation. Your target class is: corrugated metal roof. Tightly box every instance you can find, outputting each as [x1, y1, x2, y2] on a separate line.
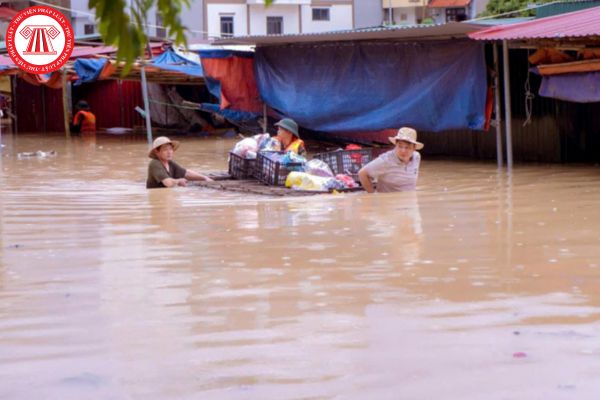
[213, 22, 484, 46]
[474, 17, 534, 25]
[536, 0, 600, 18]
[428, 0, 470, 8]
[470, 5, 600, 40]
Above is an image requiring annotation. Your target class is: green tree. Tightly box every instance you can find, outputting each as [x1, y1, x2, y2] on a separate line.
[479, 0, 553, 17]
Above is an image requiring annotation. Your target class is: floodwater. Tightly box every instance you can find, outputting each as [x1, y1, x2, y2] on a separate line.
[2, 133, 600, 400]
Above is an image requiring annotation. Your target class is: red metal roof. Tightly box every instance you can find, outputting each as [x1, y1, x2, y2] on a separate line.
[70, 46, 117, 58]
[470, 5, 600, 40]
[0, 6, 17, 21]
[428, 0, 470, 8]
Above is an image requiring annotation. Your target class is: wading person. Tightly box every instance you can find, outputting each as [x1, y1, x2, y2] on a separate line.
[146, 136, 213, 189]
[274, 118, 306, 156]
[358, 127, 423, 193]
[71, 100, 96, 134]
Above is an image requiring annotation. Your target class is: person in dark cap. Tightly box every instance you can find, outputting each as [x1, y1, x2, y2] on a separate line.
[71, 100, 96, 135]
[274, 118, 306, 156]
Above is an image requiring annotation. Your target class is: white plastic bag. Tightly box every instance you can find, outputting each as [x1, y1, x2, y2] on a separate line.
[232, 138, 258, 159]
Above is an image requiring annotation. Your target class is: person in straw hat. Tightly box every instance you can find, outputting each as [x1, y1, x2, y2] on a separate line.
[358, 127, 423, 193]
[146, 136, 213, 189]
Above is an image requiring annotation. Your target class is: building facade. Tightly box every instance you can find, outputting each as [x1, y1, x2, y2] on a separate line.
[204, 0, 361, 39]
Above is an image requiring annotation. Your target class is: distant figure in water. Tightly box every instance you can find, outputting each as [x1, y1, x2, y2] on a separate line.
[358, 127, 423, 193]
[274, 118, 306, 156]
[146, 136, 213, 189]
[71, 100, 96, 135]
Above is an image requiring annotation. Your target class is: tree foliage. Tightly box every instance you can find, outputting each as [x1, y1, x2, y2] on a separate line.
[89, 0, 274, 71]
[479, 0, 553, 18]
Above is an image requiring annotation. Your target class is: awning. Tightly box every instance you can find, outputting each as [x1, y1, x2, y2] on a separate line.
[214, 22, 484, 46]
[470, 5, 600, 41]
[428, 0, 470, 8]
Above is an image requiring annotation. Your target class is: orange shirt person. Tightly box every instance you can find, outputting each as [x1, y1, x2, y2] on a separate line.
[71, 100, 96, 134]
[274, 118, 306, 156]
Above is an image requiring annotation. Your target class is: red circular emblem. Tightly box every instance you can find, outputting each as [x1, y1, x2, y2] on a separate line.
[5, 6, 74, 74]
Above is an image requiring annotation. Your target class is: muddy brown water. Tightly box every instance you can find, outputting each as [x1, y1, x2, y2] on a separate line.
[2, 133, 600, 399]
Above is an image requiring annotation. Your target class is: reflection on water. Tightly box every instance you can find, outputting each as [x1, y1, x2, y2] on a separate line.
[2, 133, 600, 399]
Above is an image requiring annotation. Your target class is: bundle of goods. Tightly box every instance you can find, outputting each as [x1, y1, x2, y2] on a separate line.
[285, 172, 359, 192]
[228, 134, 282, 179]
[256, 151, 307, 186]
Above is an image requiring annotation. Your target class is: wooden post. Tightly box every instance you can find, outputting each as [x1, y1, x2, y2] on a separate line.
[62, 68, 71, 138]
[493, 43, 503, 168]
[141, 66, 153, 147]
[502, 40, 514, 169]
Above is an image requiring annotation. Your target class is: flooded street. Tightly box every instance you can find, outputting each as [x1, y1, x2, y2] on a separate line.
[2, 133, 600, 399]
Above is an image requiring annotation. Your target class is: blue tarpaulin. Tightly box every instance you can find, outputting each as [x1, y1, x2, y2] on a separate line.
[151, 50, 203, 77]
[200, 102, 260, 122]
[539, 72, 600, 103]
[73, 58, 107, 85]
[254, 40, 487, 132]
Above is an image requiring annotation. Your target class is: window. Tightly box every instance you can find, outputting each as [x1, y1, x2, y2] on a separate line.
[84, 24, 95, 35]
[312, 8, 330, 21]
[266, 16, 283, 35]
[383, 8, 393, 24]
[445, 8, 467, 22]
[220, 15, 234, 37]
[156, 13, 166, 38]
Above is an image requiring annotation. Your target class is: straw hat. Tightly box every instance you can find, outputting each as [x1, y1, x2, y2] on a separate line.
[274, 118, 300, 138]
[388, 127, 424, 150]
[148, 136, 180, 159]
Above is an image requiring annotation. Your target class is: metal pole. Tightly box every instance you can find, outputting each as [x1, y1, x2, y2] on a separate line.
[502, 40, 513, 169]
[61, 68, 71, 138]
[141, 66, 153, 147]
[388, 0, 393, 24]
[493, 43, 503, 168]
[263, 102, 267, 133]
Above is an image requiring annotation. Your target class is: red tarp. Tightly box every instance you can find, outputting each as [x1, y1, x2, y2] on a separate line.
[201, 54, 263, 114]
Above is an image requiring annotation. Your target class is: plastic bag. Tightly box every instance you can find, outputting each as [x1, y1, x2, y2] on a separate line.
[305, 159, 334, 177]
[281, 151, 306, 172]
[259, 137, 281, 152]
[335, 174, 358, 188]
[281, 151, 306, 165]
[253, 133, 270, 149]
[285, 172, 334, 191]
[232, 138, 258, 159]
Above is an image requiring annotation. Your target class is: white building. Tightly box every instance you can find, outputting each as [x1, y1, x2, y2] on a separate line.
[382, 0, 429, 25]
[204, 0, 360, 39]
[69, 0, 203, 40]
[68, 0, 384, 41]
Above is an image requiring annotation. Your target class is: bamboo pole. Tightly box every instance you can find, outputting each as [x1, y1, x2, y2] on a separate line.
[493, 43, 503, 168]
[141, 66, 153, 147]
[62, 68, 70, 138]
[502, 40, 514, 169]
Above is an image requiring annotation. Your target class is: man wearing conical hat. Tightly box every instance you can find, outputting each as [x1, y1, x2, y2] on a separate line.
[146, 136, 213, 189]
[358, 127, 424, 193]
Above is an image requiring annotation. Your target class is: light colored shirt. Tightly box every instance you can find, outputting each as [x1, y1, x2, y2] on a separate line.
[362, 150, 420, 192]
